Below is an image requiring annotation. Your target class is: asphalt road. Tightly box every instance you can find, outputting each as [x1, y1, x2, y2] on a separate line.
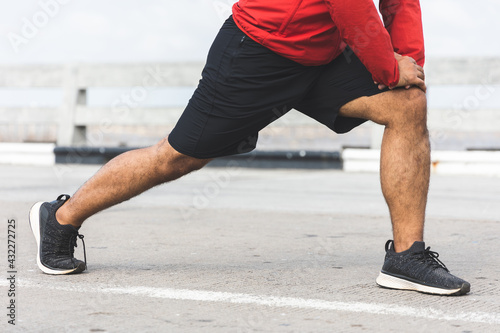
[1, 163, 499, 332]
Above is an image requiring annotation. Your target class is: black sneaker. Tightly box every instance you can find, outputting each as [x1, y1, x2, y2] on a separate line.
[376, 240, 470, 296]
[29, 194, 86, 275]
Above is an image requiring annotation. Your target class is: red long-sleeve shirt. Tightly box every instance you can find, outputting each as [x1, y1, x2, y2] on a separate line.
[232, 0, 425, 88]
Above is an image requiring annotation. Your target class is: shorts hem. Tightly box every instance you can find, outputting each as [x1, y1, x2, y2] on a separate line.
[167, 136, 211, 159]
[168, 136, 250, 160]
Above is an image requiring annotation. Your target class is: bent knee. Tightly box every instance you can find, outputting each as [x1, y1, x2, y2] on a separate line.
[391, 88, 427, 128]
[181, 154, 211, 172]
[154, 138, 211, 177]
[168, 149, 210, 175]
[403, 87, 427, 111]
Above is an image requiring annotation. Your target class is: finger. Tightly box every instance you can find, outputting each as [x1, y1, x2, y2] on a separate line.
[417, 79, 427, 93]
[378, 84, 387, 90]
[417, 70, 425, 81]
[416, 65, 425, 75]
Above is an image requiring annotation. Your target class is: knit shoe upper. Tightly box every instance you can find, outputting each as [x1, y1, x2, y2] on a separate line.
[376, 240, 470, 296]
[29, 194, 86, 275]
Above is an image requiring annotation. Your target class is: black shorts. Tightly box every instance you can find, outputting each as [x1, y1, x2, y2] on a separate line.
[169, 16, 386, 159]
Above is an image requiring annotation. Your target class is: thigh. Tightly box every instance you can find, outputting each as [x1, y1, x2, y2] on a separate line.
[169, 17, 322, 159]
[339, 87, 427, 126]
[295, 48, 388, 134]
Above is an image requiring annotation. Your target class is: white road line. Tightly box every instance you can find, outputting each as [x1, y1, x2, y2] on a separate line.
[2, 279, 499, 325]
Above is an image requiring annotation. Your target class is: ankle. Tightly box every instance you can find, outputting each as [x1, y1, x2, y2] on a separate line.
[55, 205, 81, 228]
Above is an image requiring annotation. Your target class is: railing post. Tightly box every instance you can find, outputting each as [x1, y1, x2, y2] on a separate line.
[74, 88, 87, 144]
[57, 65, 87, 146]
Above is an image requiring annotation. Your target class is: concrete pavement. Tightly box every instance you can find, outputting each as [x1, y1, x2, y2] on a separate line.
[1, 164, 499, 332]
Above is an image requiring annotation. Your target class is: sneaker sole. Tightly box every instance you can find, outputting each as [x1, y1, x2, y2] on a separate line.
[29, 202, 85, 275]
[376, 272, 470, 296]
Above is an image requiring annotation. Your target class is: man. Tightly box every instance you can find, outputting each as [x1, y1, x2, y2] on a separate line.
[29, 0, 470, 295]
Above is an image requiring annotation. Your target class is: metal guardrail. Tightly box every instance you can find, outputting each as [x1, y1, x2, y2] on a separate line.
[1, 58, 499, 146]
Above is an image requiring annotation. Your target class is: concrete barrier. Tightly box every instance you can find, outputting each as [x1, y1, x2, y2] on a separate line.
[2, 142, 498, 176]
[0, 143, 55, 166]
[343, 148, 500, 177]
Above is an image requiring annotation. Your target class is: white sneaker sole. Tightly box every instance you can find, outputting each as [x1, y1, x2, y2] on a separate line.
[29, 201, 83, 275]
[376, 272, 468, 296]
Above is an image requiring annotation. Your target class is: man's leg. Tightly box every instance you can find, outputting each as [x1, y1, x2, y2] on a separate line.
[57, 137, 211, 227]
[340, 87, 470, 295]
[30, 15, 319, 275]
[339, 87, 429, 253]
[29, 138, 210, 274]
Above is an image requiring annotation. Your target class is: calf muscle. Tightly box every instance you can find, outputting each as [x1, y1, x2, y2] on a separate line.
[340, 88, 430, 253]
[56, 138, 211, 227]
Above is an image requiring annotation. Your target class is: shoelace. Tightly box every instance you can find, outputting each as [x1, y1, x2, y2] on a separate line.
[384, 240, 449, 272]
[413, 246, 449, 272]
[69, 232, 87, 268]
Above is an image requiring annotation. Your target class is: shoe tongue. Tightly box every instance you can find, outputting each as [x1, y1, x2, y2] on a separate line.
[408, 241, 426, 252]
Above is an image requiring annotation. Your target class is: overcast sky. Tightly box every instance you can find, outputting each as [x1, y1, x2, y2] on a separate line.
[0, 0, 499, 64]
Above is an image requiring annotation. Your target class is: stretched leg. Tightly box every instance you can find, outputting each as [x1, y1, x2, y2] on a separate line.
[56, 137, 211, 227]
[340, 88, 429, 252]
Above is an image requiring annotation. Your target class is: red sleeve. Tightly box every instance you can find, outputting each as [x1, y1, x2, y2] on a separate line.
[380, 0, 425, 66]
[325, 0, 400, 87]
